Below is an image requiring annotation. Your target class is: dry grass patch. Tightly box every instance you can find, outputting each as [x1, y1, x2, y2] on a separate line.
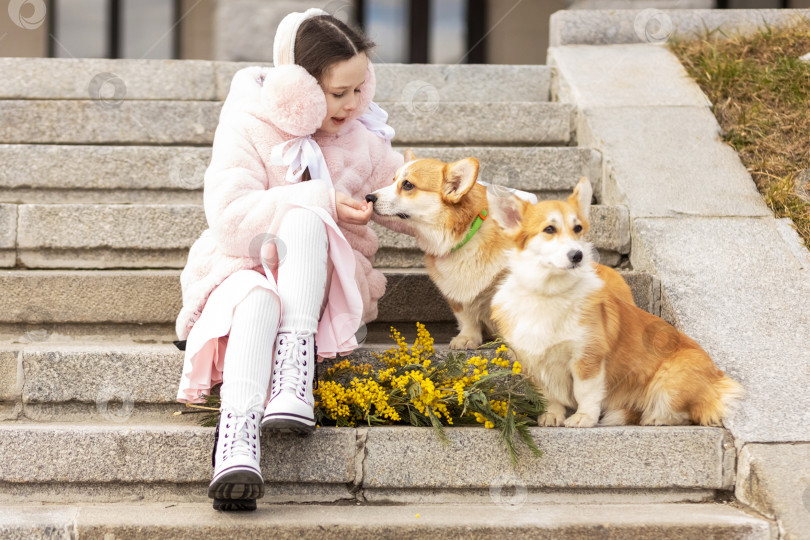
[671, 22, 810, 248]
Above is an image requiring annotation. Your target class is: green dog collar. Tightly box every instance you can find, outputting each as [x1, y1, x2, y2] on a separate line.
[450, 209, 488, 253]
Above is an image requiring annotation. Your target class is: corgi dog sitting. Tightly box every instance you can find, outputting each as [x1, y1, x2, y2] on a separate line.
[489, 177, 744, 427]
[366, 151, 635, 349]
[365, 149, 511, 348]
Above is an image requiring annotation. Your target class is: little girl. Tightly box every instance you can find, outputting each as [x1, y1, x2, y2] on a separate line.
[174, 8, 408, 511]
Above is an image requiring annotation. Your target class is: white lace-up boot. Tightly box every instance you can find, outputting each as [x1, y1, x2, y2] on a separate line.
[262, 331, 317, 434]
[208, 404, 264, 511]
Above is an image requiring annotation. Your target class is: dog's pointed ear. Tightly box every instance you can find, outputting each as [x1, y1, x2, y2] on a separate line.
[568, 177, 593, 221]
[488, 192, 528, 237]
[403, 148, 417, 162]
[442, 158, 479, 203]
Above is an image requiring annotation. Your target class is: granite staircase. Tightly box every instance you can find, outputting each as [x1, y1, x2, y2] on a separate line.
[0, 58, 772, 538]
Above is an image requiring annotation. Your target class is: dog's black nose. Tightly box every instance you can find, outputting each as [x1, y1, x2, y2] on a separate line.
[365, 194, 377, 204]
[568, 250, 583, 264]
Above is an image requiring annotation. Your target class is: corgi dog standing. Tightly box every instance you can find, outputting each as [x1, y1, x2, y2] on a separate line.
[489, 177, 744, 427]
[366, 150, 635, 349]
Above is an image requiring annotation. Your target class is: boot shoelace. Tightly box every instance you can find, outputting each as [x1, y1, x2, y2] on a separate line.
[221, 410, 259, 461]
[272, 330, 313, 401]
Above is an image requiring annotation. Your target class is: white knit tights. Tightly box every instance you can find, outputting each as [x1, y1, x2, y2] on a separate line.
[277, 208, 329, 332]
[220, 208, 328, 413]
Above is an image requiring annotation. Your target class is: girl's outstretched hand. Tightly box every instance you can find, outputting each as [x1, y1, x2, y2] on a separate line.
[335, 190, 373, 225]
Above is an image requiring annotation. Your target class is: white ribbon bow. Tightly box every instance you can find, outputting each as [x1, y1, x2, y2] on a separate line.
[270, 134, 332, 185]
[358, 102, 395, 143]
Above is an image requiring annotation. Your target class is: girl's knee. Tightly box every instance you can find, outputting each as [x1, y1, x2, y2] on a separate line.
[278, 208, 327, 239]
[240, 286, 280, 310]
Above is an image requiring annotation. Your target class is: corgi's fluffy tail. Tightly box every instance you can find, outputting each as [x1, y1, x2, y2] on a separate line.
[718, 375, 746, 418]
[693, 375, 745, 427]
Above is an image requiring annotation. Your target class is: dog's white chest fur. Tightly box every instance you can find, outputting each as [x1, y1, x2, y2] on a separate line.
[494, 272, 602, 406]
[431, 249, 506, 304]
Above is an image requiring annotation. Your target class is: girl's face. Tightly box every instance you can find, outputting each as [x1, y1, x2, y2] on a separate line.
[317, 53, 368, 135]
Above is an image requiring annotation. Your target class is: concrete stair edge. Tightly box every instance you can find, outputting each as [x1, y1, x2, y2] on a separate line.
[9, 203, 629, 269]
[0, 270, 658, 327]
[0, 58, 553, 102]
[0, 100, 574, 146]
[0, 424, 735, 493]
[0, 502, 774, 539]
[0, 144, 601, 200]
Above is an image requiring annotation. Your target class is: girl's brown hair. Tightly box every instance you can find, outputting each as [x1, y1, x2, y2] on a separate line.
[295, 15, 375, 83]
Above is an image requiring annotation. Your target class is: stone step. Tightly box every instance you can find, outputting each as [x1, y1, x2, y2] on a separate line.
[0, 100, 573, 146]
[0, 144, 600, 204]
[227, 62, 553, 104]
[12, 204, 628, 269]
[0, 423, 735, 505]
[0, 344, 485, 423]
[4, 343, 597, 421]
[0, 58, 552, 102]
[3, 344, 497, 420]
[0, 270, 659, 344]
[0, 330, 714, 424]
[0, 502, 772, 538]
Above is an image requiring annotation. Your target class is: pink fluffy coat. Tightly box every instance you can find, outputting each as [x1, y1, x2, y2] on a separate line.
[175, 61, 406, 344]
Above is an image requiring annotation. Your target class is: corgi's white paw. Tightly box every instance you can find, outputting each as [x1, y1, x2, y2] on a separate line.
[564, 412, 598, 428]
[449, 334, 481, 349]
[538, 411, 566, 427]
